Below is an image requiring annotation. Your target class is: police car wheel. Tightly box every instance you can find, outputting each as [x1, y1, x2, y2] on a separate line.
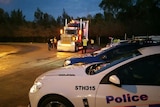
[39, 95, 74, 107]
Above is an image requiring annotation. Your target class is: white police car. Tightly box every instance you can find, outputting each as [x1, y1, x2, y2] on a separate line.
[29, 46, 160, 107]
[64, 42, 160, 66]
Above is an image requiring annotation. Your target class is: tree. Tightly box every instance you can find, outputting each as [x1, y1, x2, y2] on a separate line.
[61, 8, 72, 26]
[93, 13, 104, 23]
[10, 9, 25, 25]
[99, 0, 132, 18]
[56, 16, 63, 26]
[0, 8, 9, 24]
[43, 13, 57, 27]
[34, 8, 43, 24]
[99, 0, 160, 36]
[120, 0, 160, 35]
[34, 8, 57, 27]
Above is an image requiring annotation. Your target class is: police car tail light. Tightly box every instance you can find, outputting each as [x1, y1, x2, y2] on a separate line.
[30, 81, 42, 93]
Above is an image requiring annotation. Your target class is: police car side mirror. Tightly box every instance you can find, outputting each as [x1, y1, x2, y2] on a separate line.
[109, 75, 121, 87]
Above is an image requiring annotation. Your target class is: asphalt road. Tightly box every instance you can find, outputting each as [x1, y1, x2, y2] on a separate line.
[0, 43, 81, 107]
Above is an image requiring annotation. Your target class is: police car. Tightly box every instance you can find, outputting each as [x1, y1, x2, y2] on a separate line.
[29, 46, 160, 107]
[63, 42, 159, 66]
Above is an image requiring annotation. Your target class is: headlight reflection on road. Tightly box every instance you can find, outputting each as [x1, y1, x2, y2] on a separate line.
[0, 50, 18, 72]
[0, 53, 12, 73]
[56, 52, 77, 58]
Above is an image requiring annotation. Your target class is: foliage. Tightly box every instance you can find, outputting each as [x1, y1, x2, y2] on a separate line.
[99, 0, 160, 36]
[0, 0, 160, 42]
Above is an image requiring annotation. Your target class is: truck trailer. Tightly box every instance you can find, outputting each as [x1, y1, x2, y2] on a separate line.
[57, 19, 89, 52]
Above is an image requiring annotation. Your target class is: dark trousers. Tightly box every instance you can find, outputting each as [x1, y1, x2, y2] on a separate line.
[82, 46, 87, 53]
[48, 44, 52, 51]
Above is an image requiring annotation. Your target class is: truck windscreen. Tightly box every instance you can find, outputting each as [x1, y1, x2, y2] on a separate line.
[65, 30, 77, 34]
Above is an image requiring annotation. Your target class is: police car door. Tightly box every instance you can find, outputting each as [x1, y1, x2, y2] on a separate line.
[96, 54, 160, 107]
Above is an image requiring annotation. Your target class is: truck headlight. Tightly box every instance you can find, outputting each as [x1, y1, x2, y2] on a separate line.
[64, 60, 71, 66]
[30, 81, 42, 93]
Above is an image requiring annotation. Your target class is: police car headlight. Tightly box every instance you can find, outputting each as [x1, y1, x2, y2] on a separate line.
[64, 60, 71, 66]
[30, 81, 42, 93]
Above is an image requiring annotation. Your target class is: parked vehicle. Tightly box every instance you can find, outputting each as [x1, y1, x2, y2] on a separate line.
[29, 46, 160, 107]
[64, 41, 160, 66]
[57, 19, 89, 52]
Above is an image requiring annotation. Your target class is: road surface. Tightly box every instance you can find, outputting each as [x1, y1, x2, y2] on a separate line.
[0, 43, 82, 107]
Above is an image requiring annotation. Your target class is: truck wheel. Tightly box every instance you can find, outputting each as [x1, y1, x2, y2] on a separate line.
[39, 95, 74, 107]
[75, 46, 79, 52]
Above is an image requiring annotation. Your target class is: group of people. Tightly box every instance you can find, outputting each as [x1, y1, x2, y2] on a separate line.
[82, 37, 94, 54]
[47, 37, 57, 51]
[47, 36, 95, 53]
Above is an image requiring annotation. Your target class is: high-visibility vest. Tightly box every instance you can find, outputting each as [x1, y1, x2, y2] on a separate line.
[83, 39, 88, 46]
[91, 39, 94, 44]
[54, 38, 57, 43]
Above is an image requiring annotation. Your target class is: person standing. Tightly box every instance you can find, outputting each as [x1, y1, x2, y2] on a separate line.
[82, 37, 88, 53]
[53, 37, 57, 49]
[50, 38, 53, 48]
[47, 39, 52, 51]
[90, 39, 94, 49]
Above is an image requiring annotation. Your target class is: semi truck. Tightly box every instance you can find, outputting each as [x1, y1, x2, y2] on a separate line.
[57, 19, 89, 52]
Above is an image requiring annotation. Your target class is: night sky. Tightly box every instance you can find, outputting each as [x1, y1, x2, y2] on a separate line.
[0, 0, 103, 21]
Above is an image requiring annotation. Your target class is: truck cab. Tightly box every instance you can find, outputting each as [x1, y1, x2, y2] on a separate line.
[57, 19, 89, 52]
